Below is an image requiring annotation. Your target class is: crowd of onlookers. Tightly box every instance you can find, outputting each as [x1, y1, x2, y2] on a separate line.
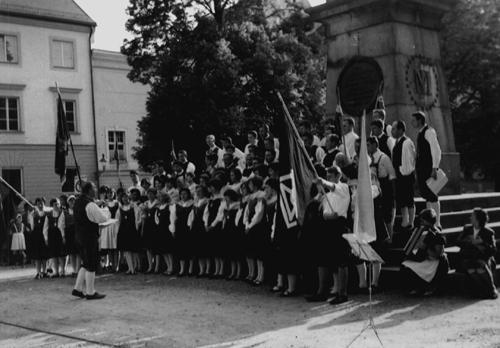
[3, 109, 498, 302]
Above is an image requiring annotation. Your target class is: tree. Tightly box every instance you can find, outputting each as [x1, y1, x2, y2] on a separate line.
[441, 0, 500, 189]
[121, 0, 325, 169]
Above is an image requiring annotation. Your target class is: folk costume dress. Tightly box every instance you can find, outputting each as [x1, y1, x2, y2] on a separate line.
[188, 198, 209, 257]
[173, 200, 194, 260]
[30, 208, 49, 260]
[116, 204, 141, 253]
[154, 203, 175, 255]
[402, 226, 449, 288]
[142, 200, 159, 251]
[243, 191, 267, 259]
[99, 201, 119, 250]
[43, 211, 65, 258]
[10, 223, 26, 251]
[222, 202, 240, 259]
[203, 194, 224, 257]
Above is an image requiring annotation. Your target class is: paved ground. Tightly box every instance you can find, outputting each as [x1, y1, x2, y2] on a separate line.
[1, 267, 500, 348]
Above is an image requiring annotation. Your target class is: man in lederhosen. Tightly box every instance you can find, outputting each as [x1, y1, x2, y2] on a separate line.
[411, 111, 442, 227]
[72, 182, 109, 300]
[367, 136, 397, 239]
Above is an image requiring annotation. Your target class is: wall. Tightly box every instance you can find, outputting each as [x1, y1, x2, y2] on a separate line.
[92, 49, 149, 189]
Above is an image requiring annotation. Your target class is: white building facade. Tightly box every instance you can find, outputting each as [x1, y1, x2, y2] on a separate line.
[92, 49, 148, 189]
[0, 0, 148, 200]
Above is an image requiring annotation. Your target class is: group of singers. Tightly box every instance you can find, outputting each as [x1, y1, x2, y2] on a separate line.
[7, 110, 498, 301]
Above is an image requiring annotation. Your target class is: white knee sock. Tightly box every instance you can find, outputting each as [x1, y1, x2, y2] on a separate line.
[74, 267, 86, 292]
[85, 271, 96, 295]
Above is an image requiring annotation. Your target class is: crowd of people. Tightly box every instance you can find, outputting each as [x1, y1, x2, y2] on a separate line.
[4, 110, 498, 301]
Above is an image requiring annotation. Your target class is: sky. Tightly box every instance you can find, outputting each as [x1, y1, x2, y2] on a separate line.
[75, 0, 326, 51]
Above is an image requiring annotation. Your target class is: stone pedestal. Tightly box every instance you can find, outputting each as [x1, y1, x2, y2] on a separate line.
[308, 0, 461, 194]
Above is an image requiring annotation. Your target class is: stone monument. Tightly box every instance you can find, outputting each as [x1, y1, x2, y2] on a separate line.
[308, 0, 461, 193]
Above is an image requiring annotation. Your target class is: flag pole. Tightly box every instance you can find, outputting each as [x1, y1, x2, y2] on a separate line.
[55, 82, 82, 186]
[0, 176, 34, 209]
[336, 88, 348, 158]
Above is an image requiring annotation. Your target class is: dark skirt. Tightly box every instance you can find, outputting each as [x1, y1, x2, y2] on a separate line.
[174, 228, 190, 259]
[47, 226, 65, 258]
[225, 227, 244, 259]
[29, 228, 49, 260]
[117, 223, 141, 253]
[65, 226, 78, 255]
[155, 227, 174, 255]
[142, 219, 158, 250]
[316, 217, 350, 268]
[247, 224, 270, 260]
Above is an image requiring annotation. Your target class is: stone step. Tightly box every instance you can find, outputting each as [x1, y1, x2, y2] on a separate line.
[414, 192, 500, 214]
[381, 222, 500, 267]
[395, 207, 500, 230]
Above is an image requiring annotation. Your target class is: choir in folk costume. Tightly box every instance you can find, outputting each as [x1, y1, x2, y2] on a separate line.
[5, 101, 497, 303]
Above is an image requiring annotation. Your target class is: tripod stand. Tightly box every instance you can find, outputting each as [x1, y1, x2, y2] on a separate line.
[343, 236, 385, 348]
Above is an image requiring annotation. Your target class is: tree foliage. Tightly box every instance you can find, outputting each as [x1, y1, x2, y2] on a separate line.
[442, 0, 500, 186]
[122, 0, 325, 168]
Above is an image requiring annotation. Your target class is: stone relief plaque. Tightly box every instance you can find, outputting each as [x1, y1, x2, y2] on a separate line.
[405, 55, 440, 110]
[337, 56, 384, 117]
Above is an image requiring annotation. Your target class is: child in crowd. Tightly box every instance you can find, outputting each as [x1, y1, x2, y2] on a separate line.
[10, 213, 27, 266]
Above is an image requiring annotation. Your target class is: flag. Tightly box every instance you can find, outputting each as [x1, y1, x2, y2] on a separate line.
[353, 112, 377, 243]
[170, 139, 177, 161]
[275, 92, 317, 227]
[113, 134, 120, 172]
[54, 90, 69, 184]
[375, 93, 385, 111]
[0, 180, 22, 246]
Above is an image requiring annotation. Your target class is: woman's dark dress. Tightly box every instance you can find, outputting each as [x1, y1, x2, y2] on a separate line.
[47, 214, 64, 258]
[174, 204, 193, 260]
[142, 204, 158, 250]
[117, 207, 141, 252]
[206, 198, 223, 257]
[155, 206, 174, 255]
[30, 212, 48, 260]
[190, 200, 209, 257]
[222, 207, 239, 259]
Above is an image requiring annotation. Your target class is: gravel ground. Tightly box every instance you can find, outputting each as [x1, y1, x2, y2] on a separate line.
[0, 268, 500, 348]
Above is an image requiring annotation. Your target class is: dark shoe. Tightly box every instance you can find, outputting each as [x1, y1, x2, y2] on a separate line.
[34, 273, 42, 280]
[272, 286, 284, 293]
[328, 295, 348, 305]
[253, 280, 263, 286]
[305, 293, 328, 302]
[86, 292, 106, 300]
[72, 289, 85, 299]
[280, 290, 299, 297]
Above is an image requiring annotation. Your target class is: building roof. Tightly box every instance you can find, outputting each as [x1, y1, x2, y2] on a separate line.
[0, 0, 96, 27]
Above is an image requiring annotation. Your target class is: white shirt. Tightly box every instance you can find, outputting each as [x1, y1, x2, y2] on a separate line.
[395, 137, 416, 176]
[313, 146, 326, 164]
[419, 126, 442, 168]
[339, 131, 359, 160]
[313, 135, 321, 147]
[243, 191, 265, 230]
[179, 161, 196, 174]
[86, 203, 111, 224]
[371, 149, 396, 180]
[321, 182, 350, 219]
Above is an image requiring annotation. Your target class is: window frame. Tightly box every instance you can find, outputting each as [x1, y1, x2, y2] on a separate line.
[49, 37, 77, 71]
[1, 167, 24, 195]
[0, 32, 20, 65]
[62, 99, 78, 134]
[0, 95, 21, 132]
[50, 88, 81, 135]
[107, 130, 127, 164]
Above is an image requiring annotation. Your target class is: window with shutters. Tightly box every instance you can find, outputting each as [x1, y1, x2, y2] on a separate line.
[108, 131, 127, 162]
[51, 39, 75, 69]
[63, 100, 77, 133]
[0, 34, 19, 64]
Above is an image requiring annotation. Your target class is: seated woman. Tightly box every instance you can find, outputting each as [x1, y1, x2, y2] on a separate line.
[401, 208, 449, 296]
[456, 208, 498, 299]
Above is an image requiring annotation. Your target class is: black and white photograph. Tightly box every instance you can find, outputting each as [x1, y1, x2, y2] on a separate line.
[0, 0, 499, 347]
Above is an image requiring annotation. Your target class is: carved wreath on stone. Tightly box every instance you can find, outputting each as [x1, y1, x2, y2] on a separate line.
[405, 55, 440, 110]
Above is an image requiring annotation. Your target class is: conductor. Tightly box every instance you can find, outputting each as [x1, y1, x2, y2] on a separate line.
[72, 182, 109, 300]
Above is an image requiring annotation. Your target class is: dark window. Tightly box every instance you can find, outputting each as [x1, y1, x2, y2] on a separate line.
[63, 100, 76, 132]
[1, 168, 22, 194]
[108, 131, 126, 162]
